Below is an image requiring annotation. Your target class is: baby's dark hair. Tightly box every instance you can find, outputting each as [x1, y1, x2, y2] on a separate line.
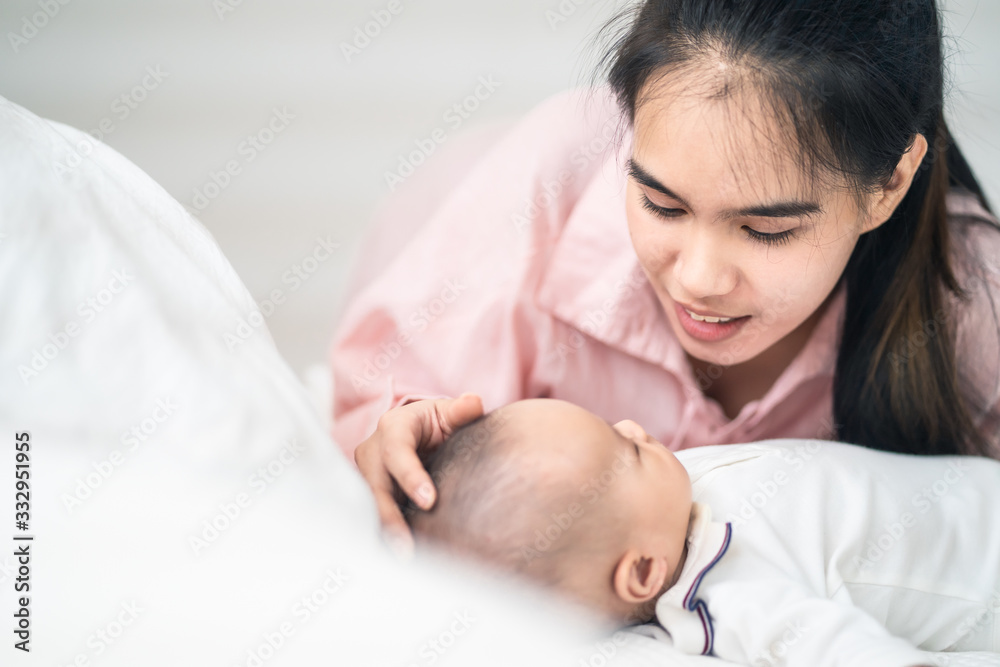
[403, 407, 621, 590]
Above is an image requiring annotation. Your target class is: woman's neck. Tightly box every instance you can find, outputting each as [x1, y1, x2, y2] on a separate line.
[687, 288, 836, 421]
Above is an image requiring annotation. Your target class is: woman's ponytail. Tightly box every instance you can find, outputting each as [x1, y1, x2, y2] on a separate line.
[834, 114, 990, 455]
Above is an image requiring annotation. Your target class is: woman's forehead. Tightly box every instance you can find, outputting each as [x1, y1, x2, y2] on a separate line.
[631, 72, 838, 202]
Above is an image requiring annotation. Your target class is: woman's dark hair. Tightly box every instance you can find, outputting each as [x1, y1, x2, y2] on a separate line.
[599, 0, 998, 455]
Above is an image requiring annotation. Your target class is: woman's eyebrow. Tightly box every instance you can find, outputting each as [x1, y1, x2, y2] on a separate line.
[628, 159, 690, 204]
[627, 158, 824, 220]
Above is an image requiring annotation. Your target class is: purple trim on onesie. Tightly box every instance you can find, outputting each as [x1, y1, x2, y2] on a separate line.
[682, 522, 732, 655]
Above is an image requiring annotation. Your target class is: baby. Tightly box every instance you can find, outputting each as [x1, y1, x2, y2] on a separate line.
[405, 398, 1000, 666]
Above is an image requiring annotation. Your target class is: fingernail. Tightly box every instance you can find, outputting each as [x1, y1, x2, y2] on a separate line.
[416, 483, 434, 507]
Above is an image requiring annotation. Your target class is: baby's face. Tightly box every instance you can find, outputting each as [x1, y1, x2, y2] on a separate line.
[500, 399, 692, 606]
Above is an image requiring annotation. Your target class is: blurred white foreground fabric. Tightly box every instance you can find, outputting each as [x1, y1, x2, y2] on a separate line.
[0, 95, 682, 667]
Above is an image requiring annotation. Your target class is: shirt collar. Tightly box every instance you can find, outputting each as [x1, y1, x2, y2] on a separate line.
[652, 502, 732, 656]
[533, 138, 683, 371]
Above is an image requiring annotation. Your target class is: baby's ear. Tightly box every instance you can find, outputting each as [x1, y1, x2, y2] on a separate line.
[612, 549, 669, 606]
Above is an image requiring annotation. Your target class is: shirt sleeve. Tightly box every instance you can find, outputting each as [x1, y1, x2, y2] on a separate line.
[706, 579, 930, 667]
[328, 89, 616, 456]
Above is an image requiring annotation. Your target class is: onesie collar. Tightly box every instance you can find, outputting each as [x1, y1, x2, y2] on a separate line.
[653, 502, 732, 656]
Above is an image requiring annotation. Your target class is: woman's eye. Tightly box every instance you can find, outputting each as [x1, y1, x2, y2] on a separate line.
[640, 195, 685, 218]
[744, 227, 794, 247]
[642, 195, 795, 248]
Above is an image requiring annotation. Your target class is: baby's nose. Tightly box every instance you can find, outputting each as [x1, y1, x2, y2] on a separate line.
[613, 419, 649, 441]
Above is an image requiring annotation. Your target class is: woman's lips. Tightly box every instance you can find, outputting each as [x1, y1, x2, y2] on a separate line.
[674, 302, 751, 342]
[674, 300, 742, 320]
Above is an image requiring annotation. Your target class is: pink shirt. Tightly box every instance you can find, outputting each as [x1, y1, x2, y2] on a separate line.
[330, 88, 1000, 458]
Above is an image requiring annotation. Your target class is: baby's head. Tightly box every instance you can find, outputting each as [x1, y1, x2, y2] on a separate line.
[405, 398, 692, 623]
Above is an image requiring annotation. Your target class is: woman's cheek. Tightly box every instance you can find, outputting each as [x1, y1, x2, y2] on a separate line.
[627, 214, 672, 275]
[633, 237, 669, 277]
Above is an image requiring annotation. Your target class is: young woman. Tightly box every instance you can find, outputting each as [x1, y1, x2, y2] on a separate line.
[330, 0, 1000, 550]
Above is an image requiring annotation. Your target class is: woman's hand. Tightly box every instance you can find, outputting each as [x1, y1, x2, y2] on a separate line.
[354, 392, 484, 557]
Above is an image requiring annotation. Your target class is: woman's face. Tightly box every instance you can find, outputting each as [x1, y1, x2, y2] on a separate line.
[625, 78, 872, 369]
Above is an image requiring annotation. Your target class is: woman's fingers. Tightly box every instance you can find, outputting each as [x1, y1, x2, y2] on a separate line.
[386, 393, 484, 510]
[353, 393, 486, 556]
[375, 499, 415, 559]
[354, 436, 403, 519]
[355, 435, 416, 556]
[436, 392, 485, 437]
[382, 422, 437, 509]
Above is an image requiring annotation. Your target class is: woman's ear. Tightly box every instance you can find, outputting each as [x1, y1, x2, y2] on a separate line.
[612, 548, 670, 605]
[863, 133, 929, 233]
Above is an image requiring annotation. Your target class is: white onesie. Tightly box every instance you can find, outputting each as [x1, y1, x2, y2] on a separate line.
[645, 440, 1000, 666]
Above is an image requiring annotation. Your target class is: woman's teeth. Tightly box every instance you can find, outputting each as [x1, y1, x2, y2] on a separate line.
[685, 308, 734, 324]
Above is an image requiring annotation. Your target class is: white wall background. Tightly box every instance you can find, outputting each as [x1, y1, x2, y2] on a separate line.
[1, 0, 997, 374]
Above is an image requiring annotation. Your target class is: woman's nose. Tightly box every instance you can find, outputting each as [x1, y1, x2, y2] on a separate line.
[671, 228, 737, 299]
